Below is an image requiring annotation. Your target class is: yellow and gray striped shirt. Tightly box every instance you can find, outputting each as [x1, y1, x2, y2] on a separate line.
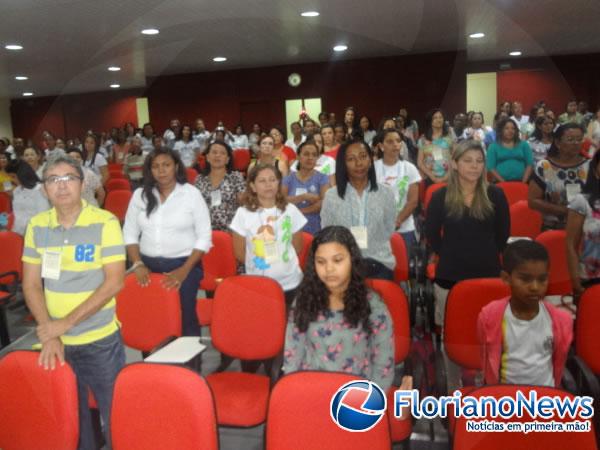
[22, 200, 125, 345]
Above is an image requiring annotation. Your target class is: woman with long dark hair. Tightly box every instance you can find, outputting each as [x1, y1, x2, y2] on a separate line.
[123, 147, 212, 336]
[9, 160, 49, 234]
[487, 118, 533, 183]
[417, 108, 454, 185]
[83, 133, 109, 184]
[282, 226, 395, 391]
[528, 115, 555, 165]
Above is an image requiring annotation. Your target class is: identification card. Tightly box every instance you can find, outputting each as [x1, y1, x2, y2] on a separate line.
[566, 184, 581, 202]
[3, 181, 12, 191]
[42, 251, 62, 280]
[432, 148, 444, 161]
[264, 241, 280, 263]
[350, 226, 368, 249]
[210, 190, 222, 207]
[295, 188, 308, 196]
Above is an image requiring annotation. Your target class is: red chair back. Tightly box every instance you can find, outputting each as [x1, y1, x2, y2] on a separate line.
[266, 372, 391, 450]
[366, 278, 411, 363]
[510, 200, 542, 239]
[0, 192, 11, 213]
[575, 285, 600, 374]
[200, 230, 238, 291]
[424, 182, 446, 213]
[108, 163, 124, 171]
[298, 231, 314, 271]
[445, 278, 510, 370]
[232, 149, 251, 173]
[453, 385, 598, 449]
[390, 233, 409, 283]
[116, 273, 181, 352]
[211, 275, 285, 360]
[0, 231, 23, 283]
[186, 167, 198, 184]
[104, 189, 132, 222]
[108, 168, 127, 180]
[0, 351, 78, 450]
[111, 363, 218, 450]
[105, 178, 131, 192]
[535, 230, 571, 296]
[497, 181, 529, 206]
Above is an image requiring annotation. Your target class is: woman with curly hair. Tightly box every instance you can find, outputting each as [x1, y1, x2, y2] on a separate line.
[282, 226, 395, 391]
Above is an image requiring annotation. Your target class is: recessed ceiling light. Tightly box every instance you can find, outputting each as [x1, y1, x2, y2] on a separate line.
[141, 28, 159, 35]
[301, 11, 319, 17]
[333, 45, 348, 52]
[213, 56, 227, 62]
[469, 32, 485, 39]
[15, 76, 28, 80]
[108, 66, 121, 72]
[509, 51, 522, 56]
[22, 92, 33, 96]
[5, 44, 23, 50]
[110, 84, 120, 89]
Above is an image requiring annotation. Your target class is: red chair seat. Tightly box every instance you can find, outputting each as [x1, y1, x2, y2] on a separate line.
[426, 262, 436, 280]
[196, 298, 213, 326]
[206, 372, 270, 426]
[386, 386, 412, 442]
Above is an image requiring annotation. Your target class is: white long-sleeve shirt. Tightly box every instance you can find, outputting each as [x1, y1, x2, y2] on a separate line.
[123, 183, 212, 257]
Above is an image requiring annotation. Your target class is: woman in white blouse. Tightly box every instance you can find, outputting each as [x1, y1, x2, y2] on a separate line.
[9, 161, 50, 235]
[123, 147, 212, 336]
[173, 124, 198, 168]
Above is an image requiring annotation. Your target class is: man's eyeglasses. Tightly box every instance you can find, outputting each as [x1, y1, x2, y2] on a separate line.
[43, 174, 82, 185]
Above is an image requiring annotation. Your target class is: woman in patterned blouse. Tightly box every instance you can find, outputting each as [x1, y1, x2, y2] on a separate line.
[282, 225, 395, 391]
[194, 141, 245, 231]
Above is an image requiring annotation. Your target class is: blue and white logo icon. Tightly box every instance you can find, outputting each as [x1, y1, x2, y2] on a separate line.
[330, 380, 387, 432]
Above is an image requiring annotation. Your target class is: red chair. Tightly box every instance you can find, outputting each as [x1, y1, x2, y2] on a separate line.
[108, 163, 124, 171]
[186, 167, 198, 184]
[366, 278, 413, 443]
[0, 351, 78, 450]
[111, 363, 218, 450]
[104, 189, 132, 222]
[535, 230, 571, 296]
[497, 181, 529, 206]
[197, 153, 207, 171]
[232, 149, 251, 173]
[453, 385, 598, 450]
[510, 200, 542, 239]
[575, 285, 600, 376]
[424, 182, 447, 213]
[282, 145, 296, 162]
[205, 275, 286, 427]
[266, 372, 391, 450]
[390, 233, 409, 283]
[105, 178, 131, 192]
[0, 192, 11, 213]
[108, 171, 127, 180]
[298, 231, 314, 271]
[116, 273, 181, 354]
[196, 231, 238, 326]
[0, 231, 24, 347]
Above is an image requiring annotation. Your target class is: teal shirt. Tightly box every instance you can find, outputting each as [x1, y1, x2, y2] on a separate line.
[486, 141, 533, 181]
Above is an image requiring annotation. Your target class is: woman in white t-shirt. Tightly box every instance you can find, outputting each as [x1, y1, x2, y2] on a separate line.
[173, 124, 198, 168]
[230, 163, 306, 306]
[83, 133, 109, 184]
[231, 124, 249, 150]
[10, 161, 50, 235]
[374, 129, 421, 256]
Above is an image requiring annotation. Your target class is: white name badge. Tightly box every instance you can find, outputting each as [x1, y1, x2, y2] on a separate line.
[264, 241, 280, 263]
[295, 188, 308, 196]
[432, 148, 444, 161]
[42, 251, 62, 280]
[210, 190, 222, 207]
[3, 181, 12, 191]
[350, 226, 368, 249]
[566, 184, 581, 202]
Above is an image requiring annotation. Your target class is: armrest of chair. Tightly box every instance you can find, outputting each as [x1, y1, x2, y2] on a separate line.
[145, 336, 207, 366]
[148, 335, 178, 355]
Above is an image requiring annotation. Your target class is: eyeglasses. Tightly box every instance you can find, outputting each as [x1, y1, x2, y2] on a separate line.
[43, 174, 82, 185]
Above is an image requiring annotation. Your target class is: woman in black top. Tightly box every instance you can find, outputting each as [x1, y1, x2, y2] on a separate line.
[425, 139, 510, 328]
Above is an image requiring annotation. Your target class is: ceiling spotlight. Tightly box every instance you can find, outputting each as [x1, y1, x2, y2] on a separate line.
[22, 92, 33, 96]
[15, 76, 28, 80]
[141, 28, 159, 35]
[469, 32, 485, 39]
[5, 44, 23, 50]
[333, 45, 348, 52]
[110, 84, 120, 88]
[301, 11, 320, 17]
[108, 66, 121, 72]
[509, 51, 522, 56]
[213, 56, 227, 62]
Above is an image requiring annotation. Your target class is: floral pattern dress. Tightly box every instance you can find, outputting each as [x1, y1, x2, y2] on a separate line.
[195, 171, 245, 231]
[417, 135, 453, 180]
[568, 194, 600, 282]
[283, 291, 395, 391]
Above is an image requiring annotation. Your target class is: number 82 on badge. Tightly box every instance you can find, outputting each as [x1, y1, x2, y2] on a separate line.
[74, 244, 95, 262]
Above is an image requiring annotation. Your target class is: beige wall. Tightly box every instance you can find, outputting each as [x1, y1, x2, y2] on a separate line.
[466, 72, 497, 129]
[0, 97, 13, 139]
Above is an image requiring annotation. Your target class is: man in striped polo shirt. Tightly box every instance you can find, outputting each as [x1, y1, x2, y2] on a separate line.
[22, 154, 126, 450]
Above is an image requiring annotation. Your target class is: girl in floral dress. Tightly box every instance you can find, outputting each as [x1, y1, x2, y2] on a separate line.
[282, 225, 395, 391]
